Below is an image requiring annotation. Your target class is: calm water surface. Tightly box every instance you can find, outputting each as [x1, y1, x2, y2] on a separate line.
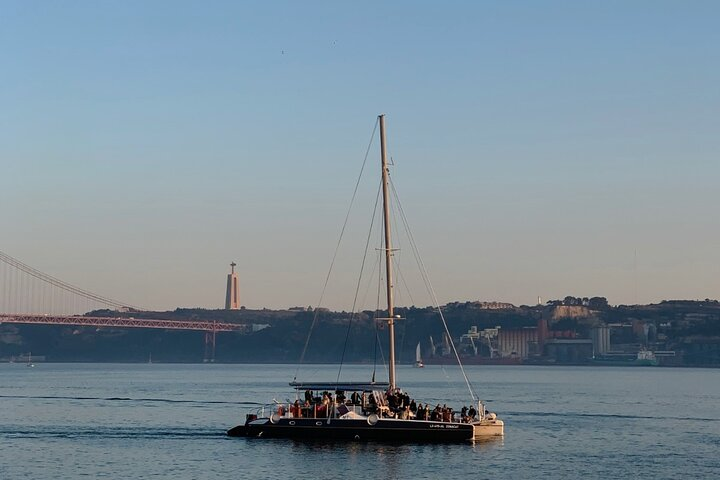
[1, 363, 718, 479]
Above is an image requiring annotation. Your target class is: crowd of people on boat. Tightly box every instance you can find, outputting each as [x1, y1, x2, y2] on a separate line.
[286, 388, 480, 423]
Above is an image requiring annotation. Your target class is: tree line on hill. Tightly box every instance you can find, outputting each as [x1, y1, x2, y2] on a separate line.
[1, 298, 719, 364]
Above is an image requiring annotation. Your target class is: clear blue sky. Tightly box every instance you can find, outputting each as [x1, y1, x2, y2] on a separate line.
[1, 1, 718, 310]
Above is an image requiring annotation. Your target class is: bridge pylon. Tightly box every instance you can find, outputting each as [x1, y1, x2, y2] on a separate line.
[204, 328, 217, 363]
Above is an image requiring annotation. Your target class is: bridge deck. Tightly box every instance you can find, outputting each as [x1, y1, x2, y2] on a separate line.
[0, 314, 249, 332]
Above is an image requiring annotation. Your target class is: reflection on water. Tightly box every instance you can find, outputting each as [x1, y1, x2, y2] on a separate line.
[471, 437, 505, 450]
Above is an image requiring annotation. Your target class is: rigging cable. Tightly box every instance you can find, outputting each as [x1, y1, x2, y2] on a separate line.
[293, 117, 379, 382]
[388, 177, 479, 402]
[391, 254, 420, 365]
[336, 180, 382, 385]
[371, 237, 388, 383]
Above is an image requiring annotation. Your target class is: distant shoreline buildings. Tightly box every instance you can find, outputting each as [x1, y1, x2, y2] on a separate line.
[3, 296, 718, 365]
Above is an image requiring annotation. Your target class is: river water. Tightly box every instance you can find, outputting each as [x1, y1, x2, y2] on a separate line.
[1, 363, 718, 479]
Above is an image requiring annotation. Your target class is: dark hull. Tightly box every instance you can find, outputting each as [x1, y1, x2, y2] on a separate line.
[227, 417, 475, 442]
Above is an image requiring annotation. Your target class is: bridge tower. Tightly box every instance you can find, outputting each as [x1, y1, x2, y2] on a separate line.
[225, 262, 240, 310]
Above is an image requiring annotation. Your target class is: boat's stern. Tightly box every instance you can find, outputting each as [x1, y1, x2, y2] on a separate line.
[227, 424, 250, 437]
[227, 413, 264, 437]
[472, 412, 504, 438]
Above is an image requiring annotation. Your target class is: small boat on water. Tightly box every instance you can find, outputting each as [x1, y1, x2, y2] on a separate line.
[414, 342, 424, 368]
[592, 348, 660, 366]
[227, 115, 503, 442]
[635, 348, 658, 366]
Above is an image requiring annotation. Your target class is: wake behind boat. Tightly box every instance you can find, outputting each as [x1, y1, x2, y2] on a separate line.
[227, 115, 503, 442]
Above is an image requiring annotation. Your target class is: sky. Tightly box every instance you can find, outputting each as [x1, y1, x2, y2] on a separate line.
[1, 1, 718, 311]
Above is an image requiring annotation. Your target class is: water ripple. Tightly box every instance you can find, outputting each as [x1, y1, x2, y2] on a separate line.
[0, 393, 260, 406]
[505, 410, 720, 422]
[1, 426, 225, 439]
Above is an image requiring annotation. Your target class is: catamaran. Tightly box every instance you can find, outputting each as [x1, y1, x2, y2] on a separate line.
[227, 115, 503, 442]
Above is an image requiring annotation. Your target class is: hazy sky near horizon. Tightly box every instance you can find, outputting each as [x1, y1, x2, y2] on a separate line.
[1, 1, 718, 311]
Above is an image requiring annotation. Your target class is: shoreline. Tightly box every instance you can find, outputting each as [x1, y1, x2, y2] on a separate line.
[3, 359, 718, 368]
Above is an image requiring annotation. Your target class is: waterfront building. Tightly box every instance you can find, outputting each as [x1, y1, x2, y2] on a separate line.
[591, 326, 611, 357]
[497, 327, 538, 359]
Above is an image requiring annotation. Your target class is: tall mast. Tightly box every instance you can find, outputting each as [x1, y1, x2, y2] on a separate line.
[379, 114, 397, 391]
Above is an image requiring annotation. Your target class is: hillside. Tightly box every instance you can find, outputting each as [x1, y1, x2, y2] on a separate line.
[1, 299, 719, 365]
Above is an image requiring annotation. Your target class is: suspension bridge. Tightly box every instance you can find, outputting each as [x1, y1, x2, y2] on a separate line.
[0, 250, 248, 361]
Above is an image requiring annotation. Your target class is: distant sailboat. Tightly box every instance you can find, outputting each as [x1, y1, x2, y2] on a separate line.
[414, 342, 424, 368]
[26, 352, 35, 368]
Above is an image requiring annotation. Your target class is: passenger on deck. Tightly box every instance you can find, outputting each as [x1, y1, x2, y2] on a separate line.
[366, 392, 376, 414]
[387, 391, 397, 409]
[468, 405, 477, 420]
[431, 405, 441, 421]
[440, 404, 449, 422]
